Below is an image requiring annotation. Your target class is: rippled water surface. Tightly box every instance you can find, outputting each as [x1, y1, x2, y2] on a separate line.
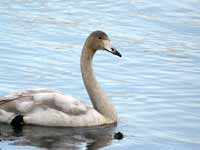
[0, 0, 200, 150]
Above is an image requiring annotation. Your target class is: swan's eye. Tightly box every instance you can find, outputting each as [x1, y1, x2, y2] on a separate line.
[98, 37, 102, 39]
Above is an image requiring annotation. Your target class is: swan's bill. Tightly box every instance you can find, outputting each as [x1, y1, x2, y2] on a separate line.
[103, 40, 122, 57]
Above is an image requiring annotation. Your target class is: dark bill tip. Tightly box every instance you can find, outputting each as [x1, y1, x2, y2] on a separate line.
[111, 47, 122, 57]
[104, 47, 122, 58]
[114, 50, 122, 57]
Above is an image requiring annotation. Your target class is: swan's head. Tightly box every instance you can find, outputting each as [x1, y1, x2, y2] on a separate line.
[86, 31, 122, 57]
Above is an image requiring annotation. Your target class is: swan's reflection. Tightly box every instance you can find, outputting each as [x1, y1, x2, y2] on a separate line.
[0, 123, 116, 150]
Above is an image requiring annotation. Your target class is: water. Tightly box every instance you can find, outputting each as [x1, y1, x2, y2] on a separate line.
[0, 0, 200, 150]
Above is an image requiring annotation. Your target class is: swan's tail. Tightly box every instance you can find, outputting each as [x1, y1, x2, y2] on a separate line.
[0, 109, 16, 123]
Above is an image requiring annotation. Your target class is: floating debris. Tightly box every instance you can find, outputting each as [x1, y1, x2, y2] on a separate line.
[114, 132, 124, 140]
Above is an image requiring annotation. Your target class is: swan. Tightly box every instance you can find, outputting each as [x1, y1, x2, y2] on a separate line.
[0, 31, 122, 127]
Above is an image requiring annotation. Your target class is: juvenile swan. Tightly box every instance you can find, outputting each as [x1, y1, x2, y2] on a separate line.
[0, 31, 122, 127]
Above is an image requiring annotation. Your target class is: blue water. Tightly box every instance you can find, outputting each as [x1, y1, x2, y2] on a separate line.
[0, 0, 200, 150]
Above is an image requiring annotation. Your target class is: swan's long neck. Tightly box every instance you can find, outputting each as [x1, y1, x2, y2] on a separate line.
[80, 46, 117, 122]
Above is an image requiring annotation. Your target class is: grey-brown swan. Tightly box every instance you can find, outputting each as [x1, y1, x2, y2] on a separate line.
[0, 31, 122, 127]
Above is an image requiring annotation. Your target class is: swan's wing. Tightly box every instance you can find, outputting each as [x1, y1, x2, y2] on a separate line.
[0, 96, 21, 105]
[0, 89, 88, 116]
[0, 88, 55, 112]
[52, 93, 88, 115]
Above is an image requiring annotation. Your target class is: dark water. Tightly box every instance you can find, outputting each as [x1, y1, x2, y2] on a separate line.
[0, 0, 200, 150]
[0, 124, 116, 150]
